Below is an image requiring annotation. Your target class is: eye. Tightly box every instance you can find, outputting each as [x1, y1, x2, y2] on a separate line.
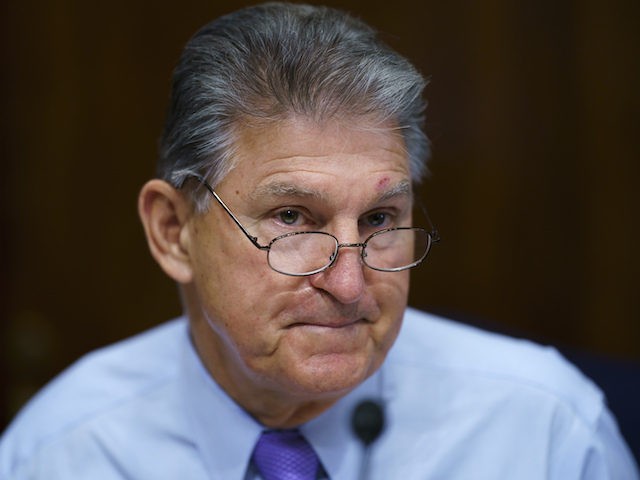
[278, 209, 301, 225]
[364, 211, 389, 228]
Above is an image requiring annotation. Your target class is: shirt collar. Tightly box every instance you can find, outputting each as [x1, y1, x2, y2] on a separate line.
[178, 324, 263, 480]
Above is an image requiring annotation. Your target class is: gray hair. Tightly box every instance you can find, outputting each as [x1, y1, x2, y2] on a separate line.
[158, 2, 429, 210]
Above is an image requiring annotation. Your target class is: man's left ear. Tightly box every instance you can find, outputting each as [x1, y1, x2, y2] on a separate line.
[138, 179, 194, 284]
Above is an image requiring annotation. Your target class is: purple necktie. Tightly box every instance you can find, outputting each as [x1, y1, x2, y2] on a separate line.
[252, 430, 320, 480]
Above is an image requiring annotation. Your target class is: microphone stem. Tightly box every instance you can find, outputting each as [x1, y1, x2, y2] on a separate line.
[358, 445, 373, 480]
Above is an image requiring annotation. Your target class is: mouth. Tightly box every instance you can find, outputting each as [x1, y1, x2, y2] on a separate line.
[286, 318, 368, 330]
[281, 316, 374, 356]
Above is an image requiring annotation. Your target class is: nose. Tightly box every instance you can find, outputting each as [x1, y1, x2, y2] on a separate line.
[309, 243, 366, 304]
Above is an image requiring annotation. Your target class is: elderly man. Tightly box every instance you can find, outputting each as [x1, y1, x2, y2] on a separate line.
[1, 3, 637, 479]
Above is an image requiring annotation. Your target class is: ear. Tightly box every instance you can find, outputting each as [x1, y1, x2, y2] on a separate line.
[138, 179, 194, 284]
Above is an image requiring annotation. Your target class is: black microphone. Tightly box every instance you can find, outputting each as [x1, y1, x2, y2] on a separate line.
[352, 399, 385, 480]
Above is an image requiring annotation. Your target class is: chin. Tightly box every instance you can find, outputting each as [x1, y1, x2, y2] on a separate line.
[284, 350, 380, 398]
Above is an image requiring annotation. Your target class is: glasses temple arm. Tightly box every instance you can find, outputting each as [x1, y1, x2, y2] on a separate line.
[183, 174, 269, 250]
[415, 198, 441, 244]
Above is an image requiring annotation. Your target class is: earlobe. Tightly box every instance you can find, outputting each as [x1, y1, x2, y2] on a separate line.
[138, 179, 194, 284]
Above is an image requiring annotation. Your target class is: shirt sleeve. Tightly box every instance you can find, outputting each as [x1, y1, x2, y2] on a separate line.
[581, 408, 639, 480]
[551, 401, 639, 480]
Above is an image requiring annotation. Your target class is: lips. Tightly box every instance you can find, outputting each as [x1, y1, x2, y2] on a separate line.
[280, 291, 380, 331]
[286, 317, 367, 329]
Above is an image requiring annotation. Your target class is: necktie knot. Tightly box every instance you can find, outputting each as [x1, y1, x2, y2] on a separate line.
[252, 429, 320, 480]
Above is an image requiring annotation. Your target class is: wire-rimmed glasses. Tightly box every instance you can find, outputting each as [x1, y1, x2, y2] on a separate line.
[184, 174, 440, 277]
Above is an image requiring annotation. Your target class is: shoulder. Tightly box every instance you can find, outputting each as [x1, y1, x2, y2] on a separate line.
[391, 307, 604, 424]
[380, 309, 639, 477]
[0, 318, 188, 477]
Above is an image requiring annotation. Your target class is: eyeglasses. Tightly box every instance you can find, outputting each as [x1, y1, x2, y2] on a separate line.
[185, 174, 440, 277]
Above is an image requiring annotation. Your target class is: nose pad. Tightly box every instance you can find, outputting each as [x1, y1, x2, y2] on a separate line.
[325, 243, 365, 271]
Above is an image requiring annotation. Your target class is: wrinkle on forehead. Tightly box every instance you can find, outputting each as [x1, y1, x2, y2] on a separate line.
[228, 117, 412, 205]
[235, 115, 406, 163]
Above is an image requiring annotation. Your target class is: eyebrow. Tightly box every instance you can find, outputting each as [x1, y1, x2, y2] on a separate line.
[377, 179, 412, 202]
[250, 182, 328, 202]
[250, 178, 412, 204]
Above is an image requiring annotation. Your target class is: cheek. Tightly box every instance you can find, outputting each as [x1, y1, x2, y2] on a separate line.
[194, 272, 281, 366]
[191, 220, 266, 293]
[193, 246, 297, 343]
[198, 263, 266, 324]
[371, 270, 410, 308]
[367, 270, 409, 342]
[383, 272, 409, 314]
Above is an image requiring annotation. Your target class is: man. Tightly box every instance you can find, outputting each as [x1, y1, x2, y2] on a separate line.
[1, 3, 637, 479]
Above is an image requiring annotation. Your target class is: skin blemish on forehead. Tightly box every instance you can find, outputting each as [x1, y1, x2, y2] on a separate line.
[376, 176, 391, 191]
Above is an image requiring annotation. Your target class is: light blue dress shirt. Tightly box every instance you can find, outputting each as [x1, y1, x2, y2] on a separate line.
[1, 308, 637, 479]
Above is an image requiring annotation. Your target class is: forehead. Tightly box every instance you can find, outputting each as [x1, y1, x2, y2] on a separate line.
[218, 118, 411, 200]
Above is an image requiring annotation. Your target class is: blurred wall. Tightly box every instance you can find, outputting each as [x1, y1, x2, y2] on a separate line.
[2, 0, 639, 428]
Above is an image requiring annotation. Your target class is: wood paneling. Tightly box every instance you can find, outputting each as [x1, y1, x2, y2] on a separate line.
[2, 0, 639, 427]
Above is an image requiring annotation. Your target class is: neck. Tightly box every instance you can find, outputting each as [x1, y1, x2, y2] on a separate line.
[246, 396, 338, 429]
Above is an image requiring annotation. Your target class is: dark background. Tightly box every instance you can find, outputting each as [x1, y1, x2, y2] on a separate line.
[2, 0, 638, 454]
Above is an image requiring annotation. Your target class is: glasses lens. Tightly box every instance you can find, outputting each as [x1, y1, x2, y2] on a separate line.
[268, 232, 338, 276]
[364, 228, 430, 271]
